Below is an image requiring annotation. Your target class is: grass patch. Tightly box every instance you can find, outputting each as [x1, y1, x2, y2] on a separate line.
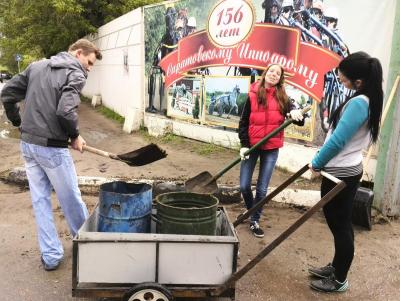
[137, 126, 225, 157]
[159, 133, 184, 144]
[80, 96, 125, 124]
[138, 125, 154, 142]
[80, 95, 91, 103]
[138, 127, 184, 145]
[275, 165, 290, 174]
[194, 143, 226, 156]
[97, 106, 125, 124]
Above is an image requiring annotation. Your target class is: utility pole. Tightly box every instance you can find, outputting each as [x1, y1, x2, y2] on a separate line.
[15, 53, 22, 73]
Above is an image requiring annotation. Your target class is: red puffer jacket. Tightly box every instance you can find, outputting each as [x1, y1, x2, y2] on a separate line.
[248, 82, 285, 150]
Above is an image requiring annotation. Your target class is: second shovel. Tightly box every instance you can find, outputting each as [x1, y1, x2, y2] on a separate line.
[82, 143, 167, 166]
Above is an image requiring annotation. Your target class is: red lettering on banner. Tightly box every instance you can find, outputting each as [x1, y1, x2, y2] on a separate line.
[158, 24, 341, 102]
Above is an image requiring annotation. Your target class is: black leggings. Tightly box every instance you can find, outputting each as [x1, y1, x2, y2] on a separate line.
[321, 173, 362, 282]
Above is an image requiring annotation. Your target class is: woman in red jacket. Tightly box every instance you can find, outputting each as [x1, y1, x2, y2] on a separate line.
[238, 64, 304, 238]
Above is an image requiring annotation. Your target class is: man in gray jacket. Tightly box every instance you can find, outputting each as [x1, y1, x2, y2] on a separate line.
[1, 39, 102, 271]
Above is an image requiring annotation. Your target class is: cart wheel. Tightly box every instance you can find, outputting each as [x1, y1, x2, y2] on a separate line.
[123, 282, 173, 301]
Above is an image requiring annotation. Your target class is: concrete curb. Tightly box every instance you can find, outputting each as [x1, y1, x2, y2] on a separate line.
[0, 167, 321, 208]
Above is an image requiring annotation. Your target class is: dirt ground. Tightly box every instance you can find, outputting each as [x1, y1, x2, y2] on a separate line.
[0, 97, 399, 301]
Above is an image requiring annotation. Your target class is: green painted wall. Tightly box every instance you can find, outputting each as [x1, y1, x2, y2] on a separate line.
[373, 0, 400, 214]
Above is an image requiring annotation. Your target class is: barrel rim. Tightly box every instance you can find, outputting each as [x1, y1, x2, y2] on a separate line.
[100, 181, 152, 195]
[155, 192, 219, 210]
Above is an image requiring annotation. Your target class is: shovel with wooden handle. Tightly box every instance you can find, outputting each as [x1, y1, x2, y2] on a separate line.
[185, 106, 312, 194]
[81, 143, 167, 166]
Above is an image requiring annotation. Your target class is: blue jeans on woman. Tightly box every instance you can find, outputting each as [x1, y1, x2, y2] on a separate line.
[239, 148, 279, 223]
[20, 141, 88, 268]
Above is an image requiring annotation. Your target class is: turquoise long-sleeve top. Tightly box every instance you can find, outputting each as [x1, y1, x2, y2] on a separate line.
[312, 95, 370, 171]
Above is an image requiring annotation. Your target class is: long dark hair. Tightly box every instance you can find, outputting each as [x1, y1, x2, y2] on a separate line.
[257, 64, 289, 115]
[329, 52, 383, 142]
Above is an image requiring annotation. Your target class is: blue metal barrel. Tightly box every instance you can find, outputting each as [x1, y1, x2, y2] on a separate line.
[98, 181, 152, 233]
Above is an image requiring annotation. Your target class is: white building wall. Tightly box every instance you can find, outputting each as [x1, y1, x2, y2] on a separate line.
[82, 8, 144, 132]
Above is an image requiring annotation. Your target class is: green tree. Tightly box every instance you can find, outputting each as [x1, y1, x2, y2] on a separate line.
[0, 0, 163, 73]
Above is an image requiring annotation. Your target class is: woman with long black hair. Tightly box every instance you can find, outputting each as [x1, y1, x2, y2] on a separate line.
[308, 51, 384, 292]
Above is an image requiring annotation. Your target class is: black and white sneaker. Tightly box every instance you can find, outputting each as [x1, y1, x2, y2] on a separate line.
[250, 221, 264, 238]
[308, 263, 335, 279]
[310, 275, 349, 293]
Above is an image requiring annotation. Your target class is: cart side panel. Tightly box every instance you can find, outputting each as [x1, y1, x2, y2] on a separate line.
[158, 242, 234, 285]
[78, 242, 156, 283]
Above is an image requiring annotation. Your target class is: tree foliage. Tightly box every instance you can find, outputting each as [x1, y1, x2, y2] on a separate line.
[0, 0, 163, 73]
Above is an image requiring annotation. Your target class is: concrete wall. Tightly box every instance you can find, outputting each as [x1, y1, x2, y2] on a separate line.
[82, 8, 144, 133]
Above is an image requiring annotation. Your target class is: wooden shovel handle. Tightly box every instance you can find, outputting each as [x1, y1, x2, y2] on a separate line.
[82, 145, 118, 159]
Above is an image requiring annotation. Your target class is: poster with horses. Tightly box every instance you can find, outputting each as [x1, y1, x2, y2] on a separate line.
[284, 83, 317, 142]
[144, 0, 213, 115]
[144, 0, 392, 144]
[203, 76, 250, 129]
[167, 77, 203, 121]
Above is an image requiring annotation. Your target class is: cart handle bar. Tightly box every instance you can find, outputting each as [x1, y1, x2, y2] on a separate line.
[233, 166, 341, 227]
[320, 170, 341, 184]
[212, 166, 346, 297]
[233, 164, 305, 227]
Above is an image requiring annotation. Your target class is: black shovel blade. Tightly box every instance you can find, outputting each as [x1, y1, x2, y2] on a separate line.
[117, 143, 167, 166]
[185, 171, 218, 194]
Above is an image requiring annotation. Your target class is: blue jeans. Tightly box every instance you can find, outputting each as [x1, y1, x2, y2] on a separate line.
[239, 148, 279, 223]
[20, 141, 88, 267]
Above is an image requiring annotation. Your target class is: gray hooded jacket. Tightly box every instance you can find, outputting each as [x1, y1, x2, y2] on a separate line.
[1, 52, 87, 147]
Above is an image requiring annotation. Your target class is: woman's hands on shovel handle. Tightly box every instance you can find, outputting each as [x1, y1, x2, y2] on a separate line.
[240, 147, 250, 160]
[308, 163, 321, 177]
[70, 135, 86, 153]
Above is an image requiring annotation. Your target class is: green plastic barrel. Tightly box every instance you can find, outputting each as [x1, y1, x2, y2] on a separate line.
[155, 192, 219, 235]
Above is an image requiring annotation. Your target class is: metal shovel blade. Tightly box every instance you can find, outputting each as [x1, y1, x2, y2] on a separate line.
[185, 171, 218, 194]
[117, 143, 167, 166]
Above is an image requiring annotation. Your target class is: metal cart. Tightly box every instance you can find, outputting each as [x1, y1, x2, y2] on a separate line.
[72, 165, 345, 300]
